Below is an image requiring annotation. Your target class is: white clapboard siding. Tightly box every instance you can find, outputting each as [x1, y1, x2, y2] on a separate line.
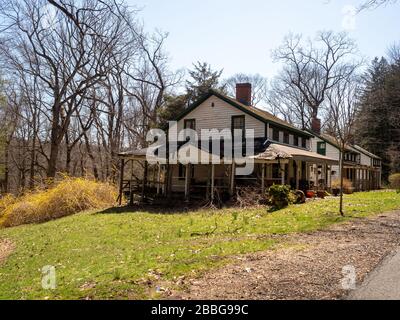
[359, 152, 372, 166]
[177, 96, 265, 138]
[311, 137, 341, 178]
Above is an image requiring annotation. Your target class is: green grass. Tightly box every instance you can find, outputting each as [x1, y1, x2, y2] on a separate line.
[0, 191, 399, 300]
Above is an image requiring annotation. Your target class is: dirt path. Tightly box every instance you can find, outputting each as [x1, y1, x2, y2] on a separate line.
[168, 211, 400, 300]
[0, 239, 15, 265]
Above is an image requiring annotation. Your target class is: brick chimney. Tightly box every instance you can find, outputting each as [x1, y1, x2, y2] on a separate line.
[311, 117, 321, 135]
[236, 83, 252, 106]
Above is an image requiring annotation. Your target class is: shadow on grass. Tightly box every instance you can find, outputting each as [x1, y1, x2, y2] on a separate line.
[96, 196, 263, 215]
[97, 198, 216, 215]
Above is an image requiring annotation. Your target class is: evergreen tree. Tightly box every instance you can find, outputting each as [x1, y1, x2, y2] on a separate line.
[157, 94, 189, 130]
[355, 56, 400, 180]
[157, 62, 225, 129]
[185, 62, 225, 104]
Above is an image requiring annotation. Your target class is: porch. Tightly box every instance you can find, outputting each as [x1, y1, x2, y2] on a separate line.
[343, 166, 382, 192]
[117, 143, 338, 205]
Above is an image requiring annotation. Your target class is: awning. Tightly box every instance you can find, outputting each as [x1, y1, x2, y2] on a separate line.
[262, 143, 339, 165]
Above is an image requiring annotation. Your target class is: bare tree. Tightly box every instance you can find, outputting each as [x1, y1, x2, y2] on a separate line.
[326, 76, 361, 216]
[272, 31, 360, 128]
[267, 78, 309, 128]
[0, 0, 135, 179]
[0, 0, 183, 193]
[224, 73, 268, 106]
[357, 0, 398, 11]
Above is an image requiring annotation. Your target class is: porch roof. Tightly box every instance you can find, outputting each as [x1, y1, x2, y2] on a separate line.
[260, 143, 339, 165]
[119, 142, 338, 165]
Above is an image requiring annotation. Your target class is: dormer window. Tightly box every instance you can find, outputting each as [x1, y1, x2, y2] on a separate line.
[293, 135, 299, 146]
[302, 138, 307, 148]
[272, 126, 279, 141]
[283, 132, 289, 144]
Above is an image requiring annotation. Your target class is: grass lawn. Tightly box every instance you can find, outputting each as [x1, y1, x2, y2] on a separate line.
[0, 191, 399, 300]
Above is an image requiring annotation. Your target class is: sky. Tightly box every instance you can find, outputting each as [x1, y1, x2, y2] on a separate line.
[127, 0, 400, 79]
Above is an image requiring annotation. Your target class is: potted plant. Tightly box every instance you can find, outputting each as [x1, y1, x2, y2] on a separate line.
[305, 190, 315, 198]
[317, 190, 326, 199]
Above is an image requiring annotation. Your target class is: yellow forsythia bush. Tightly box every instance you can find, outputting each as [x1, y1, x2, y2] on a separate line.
[331, 178, 354, 194]
[389, 173, 400, 191]
[0, 177, 117, 228]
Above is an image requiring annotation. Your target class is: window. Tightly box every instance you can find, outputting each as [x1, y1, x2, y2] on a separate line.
[231, 115, 245, 131]
[302, 137, 307, 148]
[283, 131, 289, 144]
[317, 142, 326, 156]
[231, 116, 245, 139]
[272, 127, 280, 141]
[293, 135, 299, 146]
[184, 119, 196, 130]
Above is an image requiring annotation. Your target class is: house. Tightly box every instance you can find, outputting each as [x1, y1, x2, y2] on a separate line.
[309, 128, 382, 192]
[118, 83, 342, 204]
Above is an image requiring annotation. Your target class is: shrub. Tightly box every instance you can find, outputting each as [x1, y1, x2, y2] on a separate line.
[268, 184, 291, 210]
[331, 178, 353, 194]
[0, 177, 118, 228]
[389, 173, 400, 191]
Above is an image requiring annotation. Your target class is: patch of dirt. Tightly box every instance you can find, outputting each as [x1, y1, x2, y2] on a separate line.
[167, 211, 400, 300]
[0, 239, 15, 264]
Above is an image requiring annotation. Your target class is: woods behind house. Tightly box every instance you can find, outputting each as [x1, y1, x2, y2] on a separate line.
[0, 0, 399, 195]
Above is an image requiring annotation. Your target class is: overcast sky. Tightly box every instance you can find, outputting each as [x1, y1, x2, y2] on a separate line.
[128, 0, 400, 79]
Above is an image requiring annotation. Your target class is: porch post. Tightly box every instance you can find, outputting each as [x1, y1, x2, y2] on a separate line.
[141, 160, 148, 202]
[165, 162, 173, 199]
[157, 164, 161, 195]
[184, 164, 191, 202]
[281, 162, 285, 185]
[230, 162, 236, 196]
[118, 158, 125, 206]
[378, 168, 382, 189]
[295, 160, 300, 190]
[211, 164, 215, 202]
[261, 163, 265, 194]
[363, 169, 366, 191]
[306, 162, 310, 185]
[129, 160, 134, 206]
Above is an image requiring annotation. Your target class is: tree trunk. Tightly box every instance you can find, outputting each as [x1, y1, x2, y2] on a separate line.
[339, 148, 345, 216]
[20, 155, 26, 193]
[84, 133, 99, 179]
[66, 148, 72, 175]
[29, 139, 36, 190]
[47, 103, 62, 179]
[47, 141, 59, 179]
[4, 140, 10, 194]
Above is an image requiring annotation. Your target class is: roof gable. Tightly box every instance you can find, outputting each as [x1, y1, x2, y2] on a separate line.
[175, 90, 313, 138]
